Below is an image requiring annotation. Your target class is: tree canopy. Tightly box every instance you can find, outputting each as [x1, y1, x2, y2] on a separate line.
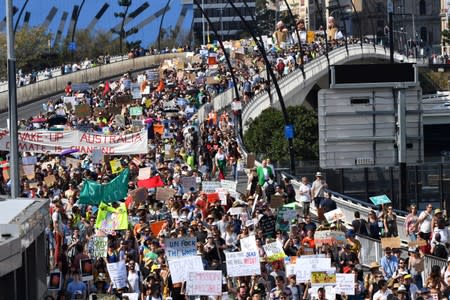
[243, 106, 319, 163]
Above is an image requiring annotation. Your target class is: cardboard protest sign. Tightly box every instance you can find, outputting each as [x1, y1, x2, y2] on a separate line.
[129, 187, 148, 207]
[93, 236, 108, 258]
[187, 271, 222, 296]
[150, 220, 166, 236]
[311, 269, 336, 286]
[314, 230, 347, 247]
[335, 273, 355, 295]
[156, 187, 176, 202]
[48, 271, 62, 291]
[240, 235, 257, 252]
[181, 176, 197, 192]
[22, 164, 35, 180]
[202, 181, 221, 193]
[270, 195, 284, 209]
[168, 256, 204, 283]
[324, 208, 345, 223]
[408, 239, 427, 247]
[381, 236, 401, 249]
[107, 261, 128, 289]
[165, 237, 197, 260]
[74, 104, 92, 118]
[225, 251, 261, 277]
[80, 258, 94, 281]
[263, 242, 286, 262]
[206, 77, 220, 85]
[44, 174, 56, 187]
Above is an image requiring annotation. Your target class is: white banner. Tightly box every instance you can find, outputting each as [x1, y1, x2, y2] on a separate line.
[225, 251, 261, 277]
[335, 273, 355, 295]
[107, 261, 128, 289]
[240, 235, 257, 252]
[295, 256, 331, 283]
[165, 237, 197, 260]
[186, 271, 222, 296]
[168, 256, 204, 283]
[0, 129, 148, 155]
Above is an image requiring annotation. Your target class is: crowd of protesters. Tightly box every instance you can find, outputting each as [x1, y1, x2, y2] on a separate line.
[2, 17, 448, 300]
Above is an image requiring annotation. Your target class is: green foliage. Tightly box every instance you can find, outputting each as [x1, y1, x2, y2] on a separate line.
[243, 106, 319, 162]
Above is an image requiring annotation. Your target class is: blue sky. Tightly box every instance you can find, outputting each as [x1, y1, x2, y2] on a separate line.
[0, 0, 193, 47]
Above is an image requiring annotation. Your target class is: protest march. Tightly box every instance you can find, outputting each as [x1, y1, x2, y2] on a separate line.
[4, 19, 449, 300]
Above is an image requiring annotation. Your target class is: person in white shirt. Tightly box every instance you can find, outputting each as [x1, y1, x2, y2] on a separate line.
[298, 177, 311, 217]
[127, 260, 141, 293]
[372, 279, 392, 300]
[417, 204, 433, 240]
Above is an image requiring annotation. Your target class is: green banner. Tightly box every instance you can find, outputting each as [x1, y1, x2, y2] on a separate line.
[79, 168, 129, 205]
[95, 202, 128, 231]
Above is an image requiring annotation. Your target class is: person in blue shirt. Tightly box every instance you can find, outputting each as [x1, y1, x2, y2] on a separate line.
[66, 271, 87, 299]
[380, 247, 398, 280]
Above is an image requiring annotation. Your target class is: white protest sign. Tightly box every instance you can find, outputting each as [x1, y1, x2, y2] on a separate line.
[202, 181, 221, 193]
[107, 261, 128, 289]
[122, 293, 139, 300]
[263, 242, 286, 262]
[181, 176, 197, 192]
[168, 255, 204, 283]
[91, 148, 103, 164]
[225, 251, 261, 277]
[240, 235, 257, 252]
[221, 179, 237, 192]
[186, 271, 222, 296]
[228, 207, 245, 215]
[335, 273, 355, 295]
[93, 236, 108, 258]
[22, 156, 37, 165]
[324, 208, 345, 223]
[295, 256, 331, 283]
[138, 167, 151, 180]
[216, 187, 228, 205]
[165, 237, 197, 260]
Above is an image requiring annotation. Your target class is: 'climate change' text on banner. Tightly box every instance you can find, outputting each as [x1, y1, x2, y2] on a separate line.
[0, 129, 148, 155]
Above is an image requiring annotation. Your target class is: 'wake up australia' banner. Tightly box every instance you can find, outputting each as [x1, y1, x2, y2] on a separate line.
[0, 129, 148, 155]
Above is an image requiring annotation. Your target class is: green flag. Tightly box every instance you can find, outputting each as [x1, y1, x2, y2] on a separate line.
[79, 168, 129, 205]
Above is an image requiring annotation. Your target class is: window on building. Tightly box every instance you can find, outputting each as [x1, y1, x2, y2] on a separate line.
[420, 26, 427, 42]
[419, 0, 426, 15]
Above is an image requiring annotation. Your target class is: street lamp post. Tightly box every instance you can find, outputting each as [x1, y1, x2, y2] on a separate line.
[192, 0, 242, 134]
[5, 0, 20, 198]
[114, 0, 132, 54]
[14, 0, 29, 34]
[158, 0, 171, 53]
[227, 0, 296, 175]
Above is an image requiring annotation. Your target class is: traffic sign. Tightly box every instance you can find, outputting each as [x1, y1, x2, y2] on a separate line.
[68, 42, 77, 52]
[284, 125, 294, 139]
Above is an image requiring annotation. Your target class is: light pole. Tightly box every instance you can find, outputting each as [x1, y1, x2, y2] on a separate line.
[14, 0, 29, 34]
[227, 0, 297, 175]
[5, 0, 20, 198]
[113, 0, 132, 54]
[71, 0, 86, 55]
[158, 0, 171, 52]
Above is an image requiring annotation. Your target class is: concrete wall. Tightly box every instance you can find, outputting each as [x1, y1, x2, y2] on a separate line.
[0, 53, 186, 112]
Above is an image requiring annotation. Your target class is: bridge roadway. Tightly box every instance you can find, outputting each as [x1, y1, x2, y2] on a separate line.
[6, 42, 445, 276]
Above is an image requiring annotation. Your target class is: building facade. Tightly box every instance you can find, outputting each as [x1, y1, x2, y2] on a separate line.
[192, 0, 256, 43]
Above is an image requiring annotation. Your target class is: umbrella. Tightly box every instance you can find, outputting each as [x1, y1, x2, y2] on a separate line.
[60, 149, 79, 156]
[369, 194, 391, 206]
[32, 117, 47, 123]
[283, 202, 300, 209]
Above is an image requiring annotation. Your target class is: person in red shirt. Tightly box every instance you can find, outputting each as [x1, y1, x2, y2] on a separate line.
[301, 229, 315, 248]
